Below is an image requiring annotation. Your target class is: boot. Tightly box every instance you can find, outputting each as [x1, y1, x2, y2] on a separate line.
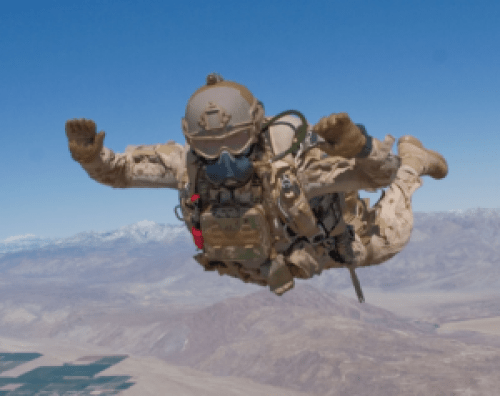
[398, 136, 448, 179]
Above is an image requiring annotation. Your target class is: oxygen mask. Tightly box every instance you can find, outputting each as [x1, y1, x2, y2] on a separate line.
[204, 147, 254, 188]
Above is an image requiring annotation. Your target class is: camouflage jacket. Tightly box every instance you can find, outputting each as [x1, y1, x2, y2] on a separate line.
[77, 115, 400, 293]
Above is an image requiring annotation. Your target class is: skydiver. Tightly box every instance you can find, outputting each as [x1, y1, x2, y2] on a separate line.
[65, 73, 447, 301]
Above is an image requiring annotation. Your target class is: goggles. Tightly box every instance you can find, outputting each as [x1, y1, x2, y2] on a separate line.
[185, 121, 258, 160]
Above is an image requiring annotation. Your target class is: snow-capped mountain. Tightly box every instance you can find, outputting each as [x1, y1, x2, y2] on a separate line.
[415, 207, 500, 220]
[0, 234, 55, 254]
[2, 208, 499, 255]
[2, 205, 499, 256]
[0, 220, 190, 254]
[57, 220, 189, 246]
[0, 207, 499, 301]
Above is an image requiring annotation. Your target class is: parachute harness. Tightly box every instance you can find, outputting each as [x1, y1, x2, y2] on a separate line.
[176, 108, 365, 302]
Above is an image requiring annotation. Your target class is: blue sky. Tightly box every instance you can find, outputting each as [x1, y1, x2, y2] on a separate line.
[1, 0, 499, 241]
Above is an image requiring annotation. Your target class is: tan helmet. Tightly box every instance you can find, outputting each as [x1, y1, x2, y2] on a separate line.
[182, 73, 265, 160]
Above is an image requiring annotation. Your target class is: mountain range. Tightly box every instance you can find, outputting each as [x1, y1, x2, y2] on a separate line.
[2, 207, 499, 297]
[0, 220, 189, 254]
[1, 208, 500, 395]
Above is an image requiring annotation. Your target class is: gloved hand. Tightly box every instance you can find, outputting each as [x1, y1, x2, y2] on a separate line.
[65, 118, 105, 163]
[312, 112, 368, 158]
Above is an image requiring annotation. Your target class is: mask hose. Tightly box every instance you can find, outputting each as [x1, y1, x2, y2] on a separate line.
[261, 110, 308, 162]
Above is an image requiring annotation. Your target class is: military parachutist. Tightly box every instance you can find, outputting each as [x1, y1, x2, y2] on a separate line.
[65, 73, 448, 302]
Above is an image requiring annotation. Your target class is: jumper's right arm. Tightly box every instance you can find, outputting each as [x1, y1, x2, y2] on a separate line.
[65, 118, 184, 190]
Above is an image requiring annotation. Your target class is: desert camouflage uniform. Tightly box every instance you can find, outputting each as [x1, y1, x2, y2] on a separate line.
[74, 117, 421, 286]
[67, 73, 447, 301]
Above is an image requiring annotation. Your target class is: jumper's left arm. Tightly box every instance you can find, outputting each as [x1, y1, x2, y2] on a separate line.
[295, 113, 401, 199]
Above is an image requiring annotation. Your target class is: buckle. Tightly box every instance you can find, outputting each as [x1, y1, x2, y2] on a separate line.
[308, 223, 327, 246]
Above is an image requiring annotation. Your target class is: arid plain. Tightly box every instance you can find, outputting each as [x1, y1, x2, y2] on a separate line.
[0, 208, 499, 395]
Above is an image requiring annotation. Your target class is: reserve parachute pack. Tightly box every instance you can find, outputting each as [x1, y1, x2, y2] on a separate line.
[174, 110, 365, 302]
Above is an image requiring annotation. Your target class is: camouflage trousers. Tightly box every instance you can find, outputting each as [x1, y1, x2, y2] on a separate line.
[348, 163, 423, 267]
[293, 135, 423, 272]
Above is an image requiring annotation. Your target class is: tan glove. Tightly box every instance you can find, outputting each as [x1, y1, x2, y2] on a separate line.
[65, 118, 105, 163]
[312, 112, 368, 158]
